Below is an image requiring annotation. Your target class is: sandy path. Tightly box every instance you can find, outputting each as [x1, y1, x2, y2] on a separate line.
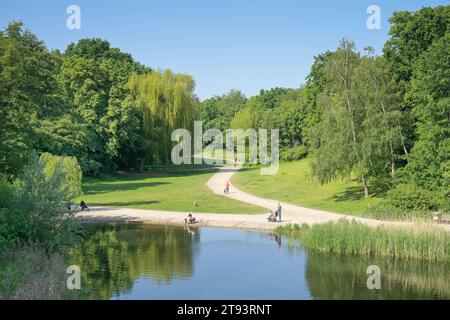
[207, 166, 406, 227]
[76, 206, 278, 231]
[77, 165, 449, 232]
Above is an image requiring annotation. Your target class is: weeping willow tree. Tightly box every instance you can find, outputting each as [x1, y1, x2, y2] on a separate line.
[127, 69, 200, 171]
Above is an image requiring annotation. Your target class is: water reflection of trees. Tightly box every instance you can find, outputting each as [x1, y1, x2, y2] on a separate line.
[305, 253, 450, 300]
[69, 224, 200, 299]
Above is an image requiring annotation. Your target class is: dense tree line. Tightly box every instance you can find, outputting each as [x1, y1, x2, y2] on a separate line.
[0, 5, 448, 214]
[0, 22, 201, 259]
[0, 21, 199, 178]
[202, 6, 449, 212]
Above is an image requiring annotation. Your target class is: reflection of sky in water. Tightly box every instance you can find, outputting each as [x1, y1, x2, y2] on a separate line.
[115, 227, 310, 300]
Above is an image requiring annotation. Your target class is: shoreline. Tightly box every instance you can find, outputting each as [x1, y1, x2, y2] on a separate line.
[75, 206, 450, 233]
[75, 165, 450, 233]
[76, 207, 278, 232]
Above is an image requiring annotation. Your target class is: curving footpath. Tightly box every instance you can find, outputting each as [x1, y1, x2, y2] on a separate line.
[207, 166, 407, 228]
[77, 165, 449, 232]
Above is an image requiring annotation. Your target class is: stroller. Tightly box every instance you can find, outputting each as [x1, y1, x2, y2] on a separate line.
[80, 200, 90, 211]
[267, 210, 278, 222]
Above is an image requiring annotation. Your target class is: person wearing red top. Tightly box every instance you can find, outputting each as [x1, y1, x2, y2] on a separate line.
[225, 180, 230, 193]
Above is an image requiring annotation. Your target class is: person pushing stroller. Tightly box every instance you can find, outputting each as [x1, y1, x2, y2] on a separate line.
[267, 203, 282, 223]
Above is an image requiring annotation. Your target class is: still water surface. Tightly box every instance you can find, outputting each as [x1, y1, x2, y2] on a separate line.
[69, 224, 449, 300]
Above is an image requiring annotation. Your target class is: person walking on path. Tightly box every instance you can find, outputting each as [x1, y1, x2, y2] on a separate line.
[225, 180, 230, 193]
[277, 202, 282, 222]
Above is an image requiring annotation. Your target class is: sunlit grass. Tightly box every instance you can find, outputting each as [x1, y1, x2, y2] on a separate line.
[76, 165, 265, 214]
[232, 158, 383, 216]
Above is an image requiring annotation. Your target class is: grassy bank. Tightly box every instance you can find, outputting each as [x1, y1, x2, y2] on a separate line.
[232, 159, 383, 217]
[76, 165, 265, 214]
[276, 221, 450, 262]
[0, 245, 80, 299]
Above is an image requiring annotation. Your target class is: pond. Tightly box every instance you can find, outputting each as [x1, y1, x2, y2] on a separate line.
[69, 224, 450, 300]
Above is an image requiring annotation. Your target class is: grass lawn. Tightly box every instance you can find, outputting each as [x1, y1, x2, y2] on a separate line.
[232, 158, 384, 216]
[75, 165, 265, 214]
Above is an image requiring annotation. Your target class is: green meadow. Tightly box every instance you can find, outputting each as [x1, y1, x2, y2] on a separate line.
[76, 166, 265, 214]
[232, 158, 383, 216]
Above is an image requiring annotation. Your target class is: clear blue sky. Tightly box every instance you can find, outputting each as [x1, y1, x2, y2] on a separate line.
[1, 0, 447, 100]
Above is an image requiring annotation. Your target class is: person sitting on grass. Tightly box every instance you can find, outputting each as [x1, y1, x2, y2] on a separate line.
[80, 200, 89, 211]
[184, 213, 197, 225]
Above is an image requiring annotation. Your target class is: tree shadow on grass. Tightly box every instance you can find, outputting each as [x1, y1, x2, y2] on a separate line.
[76, 215, 145, 224]
[88, 200, 160, 207]
[82, 181, 171, 195]
[330, 183, 389, 202]
[85, 166, 219, 183]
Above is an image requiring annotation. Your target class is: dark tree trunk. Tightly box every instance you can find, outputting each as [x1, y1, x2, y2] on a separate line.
[139, 153, 148, 173]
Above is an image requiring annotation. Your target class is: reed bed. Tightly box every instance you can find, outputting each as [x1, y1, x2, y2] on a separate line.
[275, 220, 450, 262]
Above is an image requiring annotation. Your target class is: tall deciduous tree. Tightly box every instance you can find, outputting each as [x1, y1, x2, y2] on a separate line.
[0, 22, 60, 178]
[310, 40, 405, 198]
[400, 34, 449, 208]
[355, 53, 406, 182]
[383, 5, 450, 154]
[201, 90, 247, 133]
[57, 39, 148, 174]
[127, 69, 200, 171]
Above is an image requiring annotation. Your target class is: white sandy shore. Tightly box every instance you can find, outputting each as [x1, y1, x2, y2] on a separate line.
[76, 165, 450, 232]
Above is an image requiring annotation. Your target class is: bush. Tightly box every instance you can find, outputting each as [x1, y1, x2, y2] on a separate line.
[0, 178, 13, 209]
[280, 145, 308, 162]
[0, 179, 15, 252]
[366, 202, 430, 221]
[3, 154, 82, 252]
[40, 153, 82, 203]
[0, 223, 15, 253]
[385, 183, 439, 211]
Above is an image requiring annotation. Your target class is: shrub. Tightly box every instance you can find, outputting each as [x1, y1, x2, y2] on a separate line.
[0, 178, 13, 209]
[280, 145, 308, 162]
[40, 153, 82, 203]
[385, 183, 439, 211]
[366, 202, 430, 221]
[0, 179, 15, 252]
[0, 223, 15, 253]
[4, 154, 82, 251]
